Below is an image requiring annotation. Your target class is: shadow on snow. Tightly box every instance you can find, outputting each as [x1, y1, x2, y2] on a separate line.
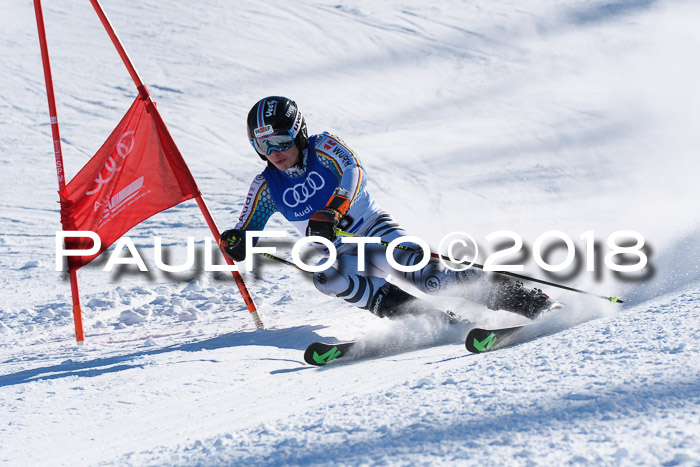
[0, 325, 327, 387]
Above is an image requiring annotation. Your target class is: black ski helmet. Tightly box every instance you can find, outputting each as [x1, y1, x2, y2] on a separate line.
[246, 96, 308, 161]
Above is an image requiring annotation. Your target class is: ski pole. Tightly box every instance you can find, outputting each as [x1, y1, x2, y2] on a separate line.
[335, 229, 624, 304]
[260, 252, 309, 272]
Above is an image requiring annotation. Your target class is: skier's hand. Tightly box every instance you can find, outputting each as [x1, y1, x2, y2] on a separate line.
[306, 208, 340, 241]
[219, 229, 246, 261]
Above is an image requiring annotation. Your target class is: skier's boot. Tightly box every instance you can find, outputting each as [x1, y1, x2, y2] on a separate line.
[486, 277, 552, 319]
[367, 282, 460, 325]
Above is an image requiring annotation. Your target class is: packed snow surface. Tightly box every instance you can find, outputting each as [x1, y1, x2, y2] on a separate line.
[1, 0, 699, 465]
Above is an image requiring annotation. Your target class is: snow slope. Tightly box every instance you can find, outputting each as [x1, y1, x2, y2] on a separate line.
[1, 0, 699, 465]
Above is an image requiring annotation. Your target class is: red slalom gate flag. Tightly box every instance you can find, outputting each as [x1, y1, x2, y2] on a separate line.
[59, 96, 200, 270]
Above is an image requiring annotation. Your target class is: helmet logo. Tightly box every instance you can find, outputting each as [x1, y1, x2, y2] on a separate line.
[285, 104, 296, 118]
[265, 100, 277, 118]
[282, 171, 325, 207]
[291, 111, 303, 137]
[254, 125, 274, 138]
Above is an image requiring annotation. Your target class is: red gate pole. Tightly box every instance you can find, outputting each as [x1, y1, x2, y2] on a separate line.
[33, 0, 85, 343]
[88, 0, 264, 329]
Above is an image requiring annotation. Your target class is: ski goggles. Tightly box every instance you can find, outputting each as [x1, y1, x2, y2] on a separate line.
[251, 127, 296, 155]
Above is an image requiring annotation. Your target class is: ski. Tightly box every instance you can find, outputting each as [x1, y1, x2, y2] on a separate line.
[465, 307, 570, 353]
[466, 302, 568, 353]
[304, 341, 357, 366]
[465, 325, 528, 353]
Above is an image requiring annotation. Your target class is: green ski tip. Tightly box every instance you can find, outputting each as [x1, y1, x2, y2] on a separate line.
[313, 346, 342, 364]
[473, 332, 497, 352]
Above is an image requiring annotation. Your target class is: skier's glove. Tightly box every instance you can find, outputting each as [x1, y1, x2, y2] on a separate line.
[219, 229, 246, 261]
[306, 208, 341, 241]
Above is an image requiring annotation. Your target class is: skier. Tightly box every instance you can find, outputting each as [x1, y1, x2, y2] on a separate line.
[220, 96, 552, 322]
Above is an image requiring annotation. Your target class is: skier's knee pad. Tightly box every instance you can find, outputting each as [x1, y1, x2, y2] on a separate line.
[312, 269, 345, 297]
[410, 262, 485, 295]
